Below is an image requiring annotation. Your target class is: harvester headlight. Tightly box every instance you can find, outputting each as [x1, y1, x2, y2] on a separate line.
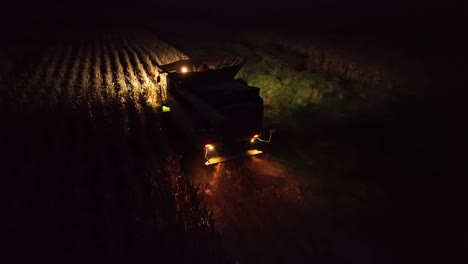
[205, 144, 214, 150]
[181, 66, 188, 73]
[250, 134, 259, 143]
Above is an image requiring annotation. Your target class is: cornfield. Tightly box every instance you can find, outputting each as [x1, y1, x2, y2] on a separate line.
[8, 31, 188, 114]
[0, 31, 228, 263]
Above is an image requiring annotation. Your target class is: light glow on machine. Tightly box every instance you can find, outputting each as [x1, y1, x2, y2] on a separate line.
[204, 144, 214, 150]
[250, 134, 259, 143]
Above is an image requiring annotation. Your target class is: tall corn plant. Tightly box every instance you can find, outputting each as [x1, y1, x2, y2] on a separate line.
[102, 45, 116, 100]
[112, 46, 127, 98]
[92, 40, 104, 104]
[54, 45, 72, 97]
[67, 46, 83, 106]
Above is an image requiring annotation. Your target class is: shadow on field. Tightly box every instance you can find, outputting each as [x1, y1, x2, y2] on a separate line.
[0, 105, 227, 264]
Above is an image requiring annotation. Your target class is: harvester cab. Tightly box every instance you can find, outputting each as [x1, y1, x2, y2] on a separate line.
[159, 56, 273, 165]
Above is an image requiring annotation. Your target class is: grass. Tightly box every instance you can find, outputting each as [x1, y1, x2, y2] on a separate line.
[237, 60, 344, 124]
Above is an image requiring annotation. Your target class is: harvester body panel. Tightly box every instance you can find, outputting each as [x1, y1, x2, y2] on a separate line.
[161, 56, 265, 165]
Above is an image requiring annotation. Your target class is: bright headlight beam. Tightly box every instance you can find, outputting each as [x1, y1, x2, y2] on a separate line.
[181, 66, 188, 73]
[205, 144, 214, 150]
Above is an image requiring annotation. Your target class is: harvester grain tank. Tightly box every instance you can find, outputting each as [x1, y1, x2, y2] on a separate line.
[159, 56, 273, 165]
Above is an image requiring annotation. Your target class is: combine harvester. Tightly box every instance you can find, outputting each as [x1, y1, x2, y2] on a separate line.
[159, 56, 274, 165]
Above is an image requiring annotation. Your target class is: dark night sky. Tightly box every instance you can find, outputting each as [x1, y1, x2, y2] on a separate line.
[1, 0, 465, 31]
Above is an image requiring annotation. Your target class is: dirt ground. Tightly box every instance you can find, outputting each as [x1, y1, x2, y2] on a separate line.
[179, 101, 467, 264]
[189, 155, 373, 264]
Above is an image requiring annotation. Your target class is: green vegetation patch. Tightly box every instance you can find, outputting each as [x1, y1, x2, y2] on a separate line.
[237, 59, 342, 123]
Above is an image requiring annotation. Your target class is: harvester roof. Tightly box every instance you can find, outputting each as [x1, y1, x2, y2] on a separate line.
[162, 56, 261, 109]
